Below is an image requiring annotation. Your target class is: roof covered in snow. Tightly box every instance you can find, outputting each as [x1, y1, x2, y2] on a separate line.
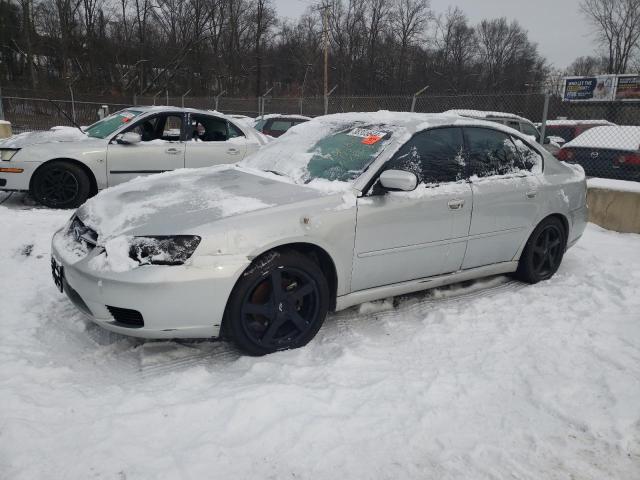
[563, 126, 640, 152]
[444, 109, 532, 123]
[546, 119, 615, 127]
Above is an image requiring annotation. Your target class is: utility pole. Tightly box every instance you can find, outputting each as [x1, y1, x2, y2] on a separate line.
[322, 4, 329, 110]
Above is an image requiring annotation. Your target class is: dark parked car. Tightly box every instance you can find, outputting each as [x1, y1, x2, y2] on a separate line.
[254, 114, 311, 138]
[558, 126, 640, 181]
[545, 120, 615, 146]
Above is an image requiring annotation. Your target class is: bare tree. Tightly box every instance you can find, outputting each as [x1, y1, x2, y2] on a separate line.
[391, 0, 431, 93]
[581, 0, 640, 73]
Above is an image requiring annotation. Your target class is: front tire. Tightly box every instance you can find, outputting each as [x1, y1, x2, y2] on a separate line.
[224, 250, 330, 356]
[31, 161, 91, 209]
[516, 217, 567, 284]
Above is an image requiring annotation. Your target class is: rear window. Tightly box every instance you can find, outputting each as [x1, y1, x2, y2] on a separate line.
[306, 126, 392, 182]
[85, 110, 143, 139]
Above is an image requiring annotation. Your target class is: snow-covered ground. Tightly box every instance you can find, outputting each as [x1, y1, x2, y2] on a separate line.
[1, 192, 639, 479]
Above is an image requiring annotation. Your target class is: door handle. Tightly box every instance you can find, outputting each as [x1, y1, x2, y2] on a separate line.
[165, 148, 181, 154]
[526, 190, 538, 198]
[447, 199, 465, 210]
[227, 148, 240, 155]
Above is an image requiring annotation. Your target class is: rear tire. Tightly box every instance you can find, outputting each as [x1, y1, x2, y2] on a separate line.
[31, 161, 91, 209]
[516, 217, 567, 284]
[224, 250, 330, 356]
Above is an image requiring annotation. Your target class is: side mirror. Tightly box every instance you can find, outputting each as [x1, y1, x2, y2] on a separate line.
[117, 132, 142, 145]
[543, 137, 551, 145]
[379, 169, 418, 192]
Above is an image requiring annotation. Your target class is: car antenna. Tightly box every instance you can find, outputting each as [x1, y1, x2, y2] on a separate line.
[48, 99, 85, 134]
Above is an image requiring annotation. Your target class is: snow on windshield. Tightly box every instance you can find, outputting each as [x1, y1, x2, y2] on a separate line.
[240, 112, 413, 184]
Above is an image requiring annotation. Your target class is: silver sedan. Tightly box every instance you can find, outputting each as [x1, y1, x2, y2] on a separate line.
[51, 112, 588, 355]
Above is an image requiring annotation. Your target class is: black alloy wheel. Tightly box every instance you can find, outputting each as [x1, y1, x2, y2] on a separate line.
[516, 217, 567, 284]
[226, 251, 329, 355]
[31, 161, 91, 208]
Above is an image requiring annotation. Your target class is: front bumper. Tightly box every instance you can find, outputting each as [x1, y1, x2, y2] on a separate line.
[0, 160, 38, 191]
[51, 230, 250, 339]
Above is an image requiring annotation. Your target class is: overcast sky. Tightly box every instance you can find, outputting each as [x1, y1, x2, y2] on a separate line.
[274, 0, 599, 69]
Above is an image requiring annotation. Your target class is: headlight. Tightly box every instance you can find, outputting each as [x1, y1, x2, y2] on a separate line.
[128, 235, 201, 266]
[1, 149, 19, 161]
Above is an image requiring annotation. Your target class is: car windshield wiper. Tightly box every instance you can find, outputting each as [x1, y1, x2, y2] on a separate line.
[265, 169, 287, 177]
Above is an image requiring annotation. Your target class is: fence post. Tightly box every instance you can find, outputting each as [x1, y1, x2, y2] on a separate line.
[0, 85, 4, 120]
[299, 97, 303, 115]
[68, 84, 76, 123]
[324, 85, 338, 115]
[166, 90, 169, 106]
[540, 91, 550, 144]
[410, 85, 429, 112]
[133, 93, 137, 106]
[260, 87, 274, 119]
[215, 90, 226, 111]
[181, 88, 192, 108]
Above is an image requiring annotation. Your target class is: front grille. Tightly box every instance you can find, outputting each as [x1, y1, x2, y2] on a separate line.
[106, 306, 144, 328]
[68, 216, 98, 251]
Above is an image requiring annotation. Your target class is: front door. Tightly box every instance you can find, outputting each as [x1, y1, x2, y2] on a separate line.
[351, 127, 473, 292]
[461, 127, 544, 269]
[106, 112, 186, 186]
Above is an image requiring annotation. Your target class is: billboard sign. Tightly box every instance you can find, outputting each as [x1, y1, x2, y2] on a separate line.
[615, 75, 640, 101]
[562, 75, 616, 102]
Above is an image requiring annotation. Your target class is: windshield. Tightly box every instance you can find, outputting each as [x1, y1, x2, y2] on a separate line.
[306, 127, 392, 181]
[240, 122, 395, 184]
[84, 110, 144, 138]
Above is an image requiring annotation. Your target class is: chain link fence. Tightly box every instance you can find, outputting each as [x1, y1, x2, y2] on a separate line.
[2, 92, 639, 181]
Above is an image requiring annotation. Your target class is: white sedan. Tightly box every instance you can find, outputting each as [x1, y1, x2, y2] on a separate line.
[0, 106, 268, 208]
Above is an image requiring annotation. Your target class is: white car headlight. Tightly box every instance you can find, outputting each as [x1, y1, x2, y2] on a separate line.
[128, 236, 202, 266]
[0, 149, 19, 161]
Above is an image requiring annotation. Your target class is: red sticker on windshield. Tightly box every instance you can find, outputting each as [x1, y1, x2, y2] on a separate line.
[362, 135, 382, 145]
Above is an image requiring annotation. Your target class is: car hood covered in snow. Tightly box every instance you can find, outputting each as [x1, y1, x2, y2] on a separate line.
[0, 126, 99, 149]
[76, 166, 325, 240]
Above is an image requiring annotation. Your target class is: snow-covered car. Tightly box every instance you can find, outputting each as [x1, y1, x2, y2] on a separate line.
[0, 107, 268, 208]
[254, 114, 311, 137]
[558, 126, 640, 181]
[51, 111, 588, 355]
[544, 119, 615, 146]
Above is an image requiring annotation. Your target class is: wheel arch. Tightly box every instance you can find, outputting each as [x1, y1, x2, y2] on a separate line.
[29, 158, 98, 197]
[220, 241, 339, 339]
[515, 212, 570, 261]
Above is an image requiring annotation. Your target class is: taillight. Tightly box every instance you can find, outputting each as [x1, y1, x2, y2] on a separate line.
[557, 149, 574, 161]
[617, 153, 640, 165]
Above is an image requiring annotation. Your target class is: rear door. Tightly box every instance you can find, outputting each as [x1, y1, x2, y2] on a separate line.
[106, 112, 186, 186]
[461, 127, 544, 270]
[184, 114, 249, 168]
[351, 127, 473, 291]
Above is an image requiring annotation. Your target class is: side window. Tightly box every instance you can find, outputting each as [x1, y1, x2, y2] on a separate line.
[161, 115, 183, 141]
[190, 115, 230, 142]
[507, 120, 520, 130]
[227, 121, 244, 139]
[386, 127, 466, 184]
[126, 114, 182, 142]
[520, 122, 540, 142]
[512, 137, 543, 173]
[464, 127, 524, 177]
[128, 116, 159, 142]
[268, 120, 294, 134]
